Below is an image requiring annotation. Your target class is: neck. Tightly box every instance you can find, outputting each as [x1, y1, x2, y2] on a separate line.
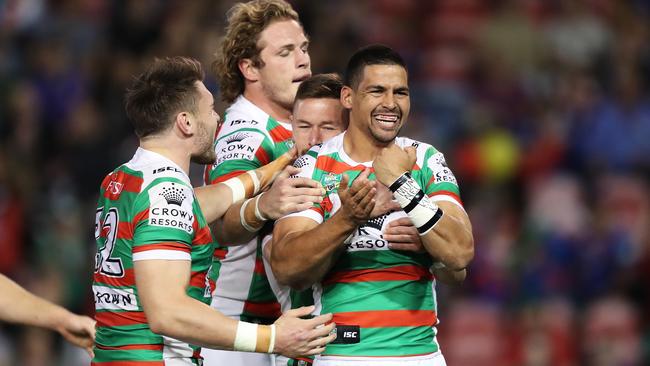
[140, 137, 191, 175]
[243, 89, 291, 122]
[343, 123, 390, 163]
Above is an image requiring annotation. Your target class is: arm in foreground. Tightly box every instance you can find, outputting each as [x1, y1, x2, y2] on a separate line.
[134, 259, 335, 358]
[373, 144, 474, 271]
[384, 217, 467, 285]
[0, 274, 96, 356]
[195, 148, 296, 225]
[271, 171, 376, 290]
[212, 165, 325, 245]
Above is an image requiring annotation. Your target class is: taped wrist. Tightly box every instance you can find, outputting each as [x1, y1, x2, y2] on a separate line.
[389, 172, 443, 235]
[240, 196, 265, 233]
[233, 321, 275, 353]
[222, 170, 261, 203]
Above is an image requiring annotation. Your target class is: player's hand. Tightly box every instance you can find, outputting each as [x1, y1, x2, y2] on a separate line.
[338, 169, 376, 225]
[258, 165, 325, 220]
[384, 217, 425, 253]
[372, 144, 417, 187]
[370, 183, 400, 218]
[255, 146, 299, 190]
[273, 306, 336, 358]
[58, 313, 96, 357]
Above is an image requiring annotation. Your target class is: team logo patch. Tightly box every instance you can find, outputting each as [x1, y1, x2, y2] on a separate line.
[322, 173, 341, 192]
[148, 182, 194, 234]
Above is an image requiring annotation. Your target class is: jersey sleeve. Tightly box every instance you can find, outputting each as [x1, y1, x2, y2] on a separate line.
[132, 180, 195, 261]
[280, 149, 325, 224]
[205, 120, 276, 185]
[422, 148, 464, 208]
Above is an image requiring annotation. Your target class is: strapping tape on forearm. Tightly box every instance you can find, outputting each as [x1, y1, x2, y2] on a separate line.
[254, 193, 268, 221]
[233, 322, 275, 353]
[222, 171, 261, 202]
[240, 198, 258, 232]
[389, 172, 443, 235]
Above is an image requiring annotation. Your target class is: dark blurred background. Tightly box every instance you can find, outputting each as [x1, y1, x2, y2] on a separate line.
[1, 0, 649, 365]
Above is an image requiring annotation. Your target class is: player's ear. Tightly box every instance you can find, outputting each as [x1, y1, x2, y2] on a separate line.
[176, 112, 193, 135]
[341, 86, 353, 109]
[239, 58, 259, 82]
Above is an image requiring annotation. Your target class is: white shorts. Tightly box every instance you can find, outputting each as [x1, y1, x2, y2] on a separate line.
[200, 348, 273, 366]
[314, 352, 446, 366]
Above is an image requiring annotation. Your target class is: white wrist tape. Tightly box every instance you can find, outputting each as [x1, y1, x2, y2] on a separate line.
[223, 177, 246, 203]
[268, 324, 276, 353]
[239, 198, 258, 232]
[389, 172, 443, 235]
[247, 170, 260, 194]
[254, 193, 268, 221]
[222, 171, 261, 203]
[233, 321, 258, 352]
[233, 321, 275, 353]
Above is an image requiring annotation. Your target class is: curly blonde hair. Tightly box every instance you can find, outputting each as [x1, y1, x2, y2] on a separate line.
[214, 0, 300, 104]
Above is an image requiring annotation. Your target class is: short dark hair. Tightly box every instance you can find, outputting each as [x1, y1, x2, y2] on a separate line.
[344, 44, 407, 89]
[125, 57, 204, 138]
[295, 73, 343, 102]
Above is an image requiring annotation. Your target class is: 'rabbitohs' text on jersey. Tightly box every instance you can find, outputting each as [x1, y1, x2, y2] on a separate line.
[288, 132, 464, 357]
[204, 95, 293, 323]
[92, 148, 213, 365]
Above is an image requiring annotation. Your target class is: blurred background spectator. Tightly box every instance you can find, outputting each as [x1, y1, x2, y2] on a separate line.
[0, 0, 648, 365]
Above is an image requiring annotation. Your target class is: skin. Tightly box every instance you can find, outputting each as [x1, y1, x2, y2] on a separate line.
[240, 19, 311, 122]
[272, 64, 473, 290]
[0, 274, 96, 357]
[211, 19, 320, 244]
[133, 80, 336, 357]
[291, 97, 346, 154]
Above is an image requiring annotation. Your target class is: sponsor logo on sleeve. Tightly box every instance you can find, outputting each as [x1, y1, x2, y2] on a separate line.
[428, 153, 457, 185]
[148, 182, 194, 234]
[93, 285, 139, 311]
[215, 131, 264, 164]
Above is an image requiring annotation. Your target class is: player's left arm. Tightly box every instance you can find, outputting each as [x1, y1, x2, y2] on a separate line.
[373, 144, 474, 271]
[0, 274, 96, 356]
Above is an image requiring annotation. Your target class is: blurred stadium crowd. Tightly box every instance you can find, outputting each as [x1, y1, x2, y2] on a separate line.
[0, 0, 649, 365]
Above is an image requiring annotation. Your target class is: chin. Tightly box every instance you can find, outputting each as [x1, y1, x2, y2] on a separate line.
[191, 151, 217, 165]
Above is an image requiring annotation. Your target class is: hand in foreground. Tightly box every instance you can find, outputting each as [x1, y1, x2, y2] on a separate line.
[372, 144, 417, 187]
[338, 169, 376, 225]
[273, 306, 336, 358]
[255, 146, 299, 190]
[384, 217, 425, 253]
[370, 183, 400, 218]
[58, 312, 96, 357]
[258, 165, 325, 220]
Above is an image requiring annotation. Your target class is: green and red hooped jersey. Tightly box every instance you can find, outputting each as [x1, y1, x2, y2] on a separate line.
[286, 132, 464, 357]
[92, 148, 213, 365]
[203, 95, 293, 324]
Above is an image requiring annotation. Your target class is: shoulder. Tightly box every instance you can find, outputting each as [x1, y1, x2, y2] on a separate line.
[125, 149, 191, 194]
[218, 97, 271, 136]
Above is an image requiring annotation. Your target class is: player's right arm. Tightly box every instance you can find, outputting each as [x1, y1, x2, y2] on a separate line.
[211, 165, 325, 245]
[271, 170, 376, 290]
[0, 274, 96, 355]
[134, 259, 335, 357]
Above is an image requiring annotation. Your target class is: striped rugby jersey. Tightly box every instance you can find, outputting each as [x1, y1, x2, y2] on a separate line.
[288, 132, 463, 357]
[92, 148, 213, 365]
[203, 95, 292, 323]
